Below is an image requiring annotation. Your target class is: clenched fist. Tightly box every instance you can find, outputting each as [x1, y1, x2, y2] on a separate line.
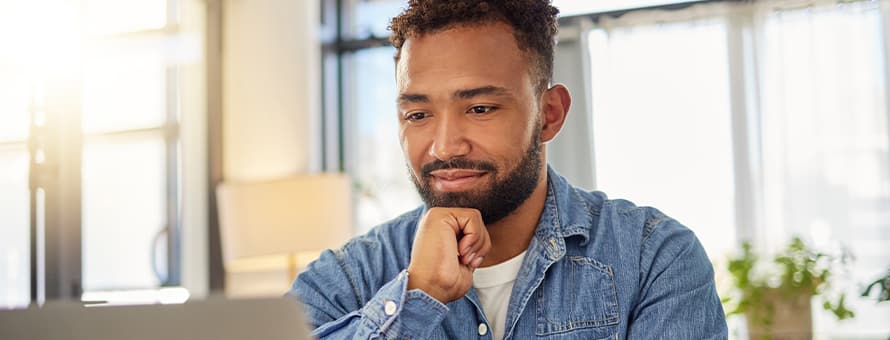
[406, 207, 492, 304]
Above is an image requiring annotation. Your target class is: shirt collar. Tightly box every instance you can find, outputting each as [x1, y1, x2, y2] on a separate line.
[534, 165, 601, 247]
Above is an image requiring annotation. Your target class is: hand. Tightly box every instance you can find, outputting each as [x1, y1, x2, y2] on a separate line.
[406, 207, 492, 304]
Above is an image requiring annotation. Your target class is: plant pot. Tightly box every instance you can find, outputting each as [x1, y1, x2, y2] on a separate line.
[745, 288, 813, 340]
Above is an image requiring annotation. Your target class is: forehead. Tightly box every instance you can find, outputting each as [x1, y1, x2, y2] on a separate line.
[395, 23, 533, 95]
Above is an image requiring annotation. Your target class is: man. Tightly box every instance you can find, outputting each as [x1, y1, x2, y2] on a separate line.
[289, 1, 728, 338]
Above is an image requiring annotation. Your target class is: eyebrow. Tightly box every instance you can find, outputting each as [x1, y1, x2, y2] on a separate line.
[397, 93, 430, 104]
[454, 86, 510, 100]
[398, 86, 512, 104]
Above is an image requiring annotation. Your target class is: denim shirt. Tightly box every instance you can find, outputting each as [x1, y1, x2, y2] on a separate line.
[289, 166, 728, 339]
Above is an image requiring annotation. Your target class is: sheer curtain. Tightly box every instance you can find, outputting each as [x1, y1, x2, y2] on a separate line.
[753, 0, 890, 336]
[566, 0, 890, 337]
[585, 3, 739, 272]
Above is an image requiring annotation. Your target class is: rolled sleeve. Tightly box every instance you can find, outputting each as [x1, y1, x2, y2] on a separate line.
[359, 270, 449, 339]
[301, 268, 449, 340]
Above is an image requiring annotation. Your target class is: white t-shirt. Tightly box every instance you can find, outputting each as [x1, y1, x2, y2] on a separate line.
[472, 251, 527, 340]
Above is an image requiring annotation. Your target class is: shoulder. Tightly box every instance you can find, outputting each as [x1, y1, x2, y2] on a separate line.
[546, 170, 684, 245]
[594, 195, 709, 277]
[568, 189, 702, 267]
[591, 193, 692, 245]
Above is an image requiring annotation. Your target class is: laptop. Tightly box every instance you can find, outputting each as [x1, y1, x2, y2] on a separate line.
[0, 297, 314, 340]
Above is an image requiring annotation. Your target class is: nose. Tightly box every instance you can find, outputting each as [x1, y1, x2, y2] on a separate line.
[428, 112, 471, 161]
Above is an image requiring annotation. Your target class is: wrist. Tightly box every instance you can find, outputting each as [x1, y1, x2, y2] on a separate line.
[406, 268, 449, 303]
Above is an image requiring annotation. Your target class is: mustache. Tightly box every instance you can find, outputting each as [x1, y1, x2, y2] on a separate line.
[421, 158, 497, 177]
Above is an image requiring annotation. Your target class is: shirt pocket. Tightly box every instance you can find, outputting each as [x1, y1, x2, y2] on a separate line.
[535, 256, 620, 338]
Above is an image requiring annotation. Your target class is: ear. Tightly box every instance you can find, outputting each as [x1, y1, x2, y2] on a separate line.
[539, 84, 571, 143]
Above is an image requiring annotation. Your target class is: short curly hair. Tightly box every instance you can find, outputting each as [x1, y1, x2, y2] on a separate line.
[389, 0, 560, 93]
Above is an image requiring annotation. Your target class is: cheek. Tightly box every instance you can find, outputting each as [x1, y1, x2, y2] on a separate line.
[399, 129, 427, 171]
[477, 124, 531, 163]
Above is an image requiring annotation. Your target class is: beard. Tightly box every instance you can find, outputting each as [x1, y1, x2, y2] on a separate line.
[409, 126, 542, 225]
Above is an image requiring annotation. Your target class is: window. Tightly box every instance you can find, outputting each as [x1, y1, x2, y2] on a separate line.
[342, 47, 421, 233]
[581, 0, 890, 337]
[756, 2, 890, 335]
[80, 0, 186, 295]
[0, 146, 29, 309]
[0, 0, 204, 305]
[328, 0, 420, 233]
[587, 16, 737, 260]
[80, 20, 186, 292]
[553, 0, 708, 17]
[345, 0, 405, 39]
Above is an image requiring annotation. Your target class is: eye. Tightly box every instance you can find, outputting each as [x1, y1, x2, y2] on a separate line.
[468, 105, 496, 114]
[405, 112, 429, 122]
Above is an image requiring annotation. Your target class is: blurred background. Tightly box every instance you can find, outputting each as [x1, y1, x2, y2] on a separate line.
[0, 0, 888, 338]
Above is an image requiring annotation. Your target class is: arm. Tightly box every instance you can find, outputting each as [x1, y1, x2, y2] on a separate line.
[289, 207, 491, 339]
[290, 250, 449, 340]
[628, 218, 728, 339]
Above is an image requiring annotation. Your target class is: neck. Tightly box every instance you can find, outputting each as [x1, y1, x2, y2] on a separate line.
[479, 165, 549, 267]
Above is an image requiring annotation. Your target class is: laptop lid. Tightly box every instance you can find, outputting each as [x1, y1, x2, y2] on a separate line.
[0, 297, 314, 340]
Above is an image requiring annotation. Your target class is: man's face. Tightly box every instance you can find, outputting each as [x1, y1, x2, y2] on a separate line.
[395, 23, 544, 225]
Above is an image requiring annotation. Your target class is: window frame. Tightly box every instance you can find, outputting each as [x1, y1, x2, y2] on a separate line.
[27, 0, 185, 303]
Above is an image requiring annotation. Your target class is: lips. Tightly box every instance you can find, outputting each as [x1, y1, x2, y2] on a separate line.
[428, 169, 488, 191]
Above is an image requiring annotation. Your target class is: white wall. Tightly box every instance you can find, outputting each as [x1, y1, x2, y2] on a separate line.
[222, 0, 320, 181]
[220, 0, 321, 297]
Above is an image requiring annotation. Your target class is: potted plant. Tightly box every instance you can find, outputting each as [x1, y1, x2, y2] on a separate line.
[725, 237, 854, 340]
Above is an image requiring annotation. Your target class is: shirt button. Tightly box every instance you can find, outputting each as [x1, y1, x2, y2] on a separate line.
[384, 300, 397, 316]
[477, 323, 488, 336]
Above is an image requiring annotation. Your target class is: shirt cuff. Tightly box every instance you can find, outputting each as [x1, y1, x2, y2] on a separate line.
[361, 269, 449, 339]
